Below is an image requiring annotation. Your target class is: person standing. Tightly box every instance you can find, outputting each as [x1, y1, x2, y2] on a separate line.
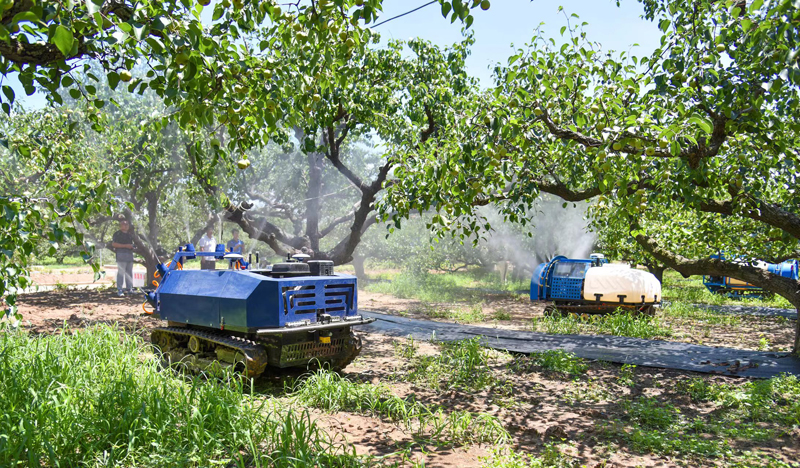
[197, 226, 217, 270]
[227, 228, 244, 255]
[111, 218, 135, 296]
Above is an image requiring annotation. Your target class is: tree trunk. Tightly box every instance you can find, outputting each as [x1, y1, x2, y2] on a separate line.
[510, 261, 529, 282]
[305, 151, 323, 254]
[795, 305, 800, 355]
[123, 210, 161, 289]
[645, 264, 666, 284]
[145, 192, 160, 247]
[352, 254, 367, 281]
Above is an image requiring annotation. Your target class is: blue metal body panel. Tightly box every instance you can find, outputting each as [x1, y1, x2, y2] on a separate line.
[155, 270, 358, 330]
[147, 244, 358, 331]
[550, 277, 584, 300]
[530, 263, 548, 301]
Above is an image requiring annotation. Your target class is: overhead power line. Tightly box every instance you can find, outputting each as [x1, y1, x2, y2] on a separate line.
[373, 1, 438, 28]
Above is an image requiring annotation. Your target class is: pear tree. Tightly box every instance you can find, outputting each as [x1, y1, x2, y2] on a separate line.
[383, 0, 800, 351]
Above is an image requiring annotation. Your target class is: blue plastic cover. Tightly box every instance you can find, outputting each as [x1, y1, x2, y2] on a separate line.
[156, 270, 358, 330]
[530, 256, 592, 302]
[530, 263, 547, 301]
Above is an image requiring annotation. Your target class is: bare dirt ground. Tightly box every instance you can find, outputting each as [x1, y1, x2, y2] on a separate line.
[343, 334, 800, 468]
[29, 269, 113, 287]
[13, 288, 800, 467]
[17, 288, 159, 335]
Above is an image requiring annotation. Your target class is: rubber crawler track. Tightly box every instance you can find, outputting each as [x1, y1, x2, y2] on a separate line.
[544, 303, 656, 317]
[330, 333, 362, 370]
[151, 327, 269, 378]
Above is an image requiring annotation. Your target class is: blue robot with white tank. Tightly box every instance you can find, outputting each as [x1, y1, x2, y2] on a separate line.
[531, 254, 662, 316]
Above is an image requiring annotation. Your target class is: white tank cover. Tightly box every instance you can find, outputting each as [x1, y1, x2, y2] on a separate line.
[582, 266, 661, 303]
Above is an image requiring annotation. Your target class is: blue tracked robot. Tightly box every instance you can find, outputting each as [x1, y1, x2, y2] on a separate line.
[144, 243, 374, 377]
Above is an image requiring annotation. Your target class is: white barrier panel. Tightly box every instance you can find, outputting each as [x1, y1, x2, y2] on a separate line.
[132, 270, 146, 288]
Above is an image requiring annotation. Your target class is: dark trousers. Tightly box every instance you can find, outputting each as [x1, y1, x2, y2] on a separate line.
[201, 259, 216, 270]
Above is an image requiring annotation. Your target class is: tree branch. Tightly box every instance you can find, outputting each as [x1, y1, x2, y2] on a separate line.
[537, 107, 730, 168]
[319, 204, 360, 238]
[634, 231, 800, 306]
[324, 124, 369, 192]
[699, 197, 800, 240]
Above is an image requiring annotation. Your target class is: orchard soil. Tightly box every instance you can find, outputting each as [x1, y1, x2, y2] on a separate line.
[12, 275, 800, 467]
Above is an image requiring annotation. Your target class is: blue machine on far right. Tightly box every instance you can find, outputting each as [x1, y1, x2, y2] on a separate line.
[703, 256, 799, 299]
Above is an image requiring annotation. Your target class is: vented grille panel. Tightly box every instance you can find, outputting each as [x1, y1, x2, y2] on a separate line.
[323, 283, 354, 313]
[282, 285, 316, 314]
[549, 277, 583, 300]
[281, 338, 347, 364]
[281, 282, 355, 316]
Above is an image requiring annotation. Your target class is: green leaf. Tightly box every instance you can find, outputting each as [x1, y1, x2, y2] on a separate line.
[688, 115, 712, 134]
[12, 11, 40, 25]
[52, 26, 74, 57]
[1, 85, 14, 103]
[441, 2, 452, 17]
[85, 0, 104, 15]
[107, 71, 120, 90]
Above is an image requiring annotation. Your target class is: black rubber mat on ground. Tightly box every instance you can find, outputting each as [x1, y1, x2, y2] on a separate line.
[687, 303, 797, 320]
[360, 311, 800, 379]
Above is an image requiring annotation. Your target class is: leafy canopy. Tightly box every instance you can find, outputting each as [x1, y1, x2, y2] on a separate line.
[382, 0, 799, 267]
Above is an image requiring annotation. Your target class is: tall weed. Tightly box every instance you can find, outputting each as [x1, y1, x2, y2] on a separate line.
[0, 326, 359, 468]
[530, 310, 673, 339]
[291, 369, 509, 445]
[401, 337, 500, 391]
[510, 350, 588, 376]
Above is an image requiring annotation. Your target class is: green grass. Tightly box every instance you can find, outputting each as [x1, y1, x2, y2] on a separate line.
[291, 369, 510, 445]
[31, 255, 87, 267]
[676, 374, 800, 425]
[395, 337, 502, 392]
[603, 374, 800, 460]
[530, 310, 673, 339]
[405, 303, 488, 323]
[617, 364, 637, 386]
[0, 326, 362, 467]
[364, 269, 527, 303]
[482, 444, 578, 468]
[660, 302, 742, 326]
[623, 397, 679, 430]
[510, 350, 588, 376]
[492, 308, 512, 321]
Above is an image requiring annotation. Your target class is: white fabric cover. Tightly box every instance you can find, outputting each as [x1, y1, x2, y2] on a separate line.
[582, 266, 661, 303]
